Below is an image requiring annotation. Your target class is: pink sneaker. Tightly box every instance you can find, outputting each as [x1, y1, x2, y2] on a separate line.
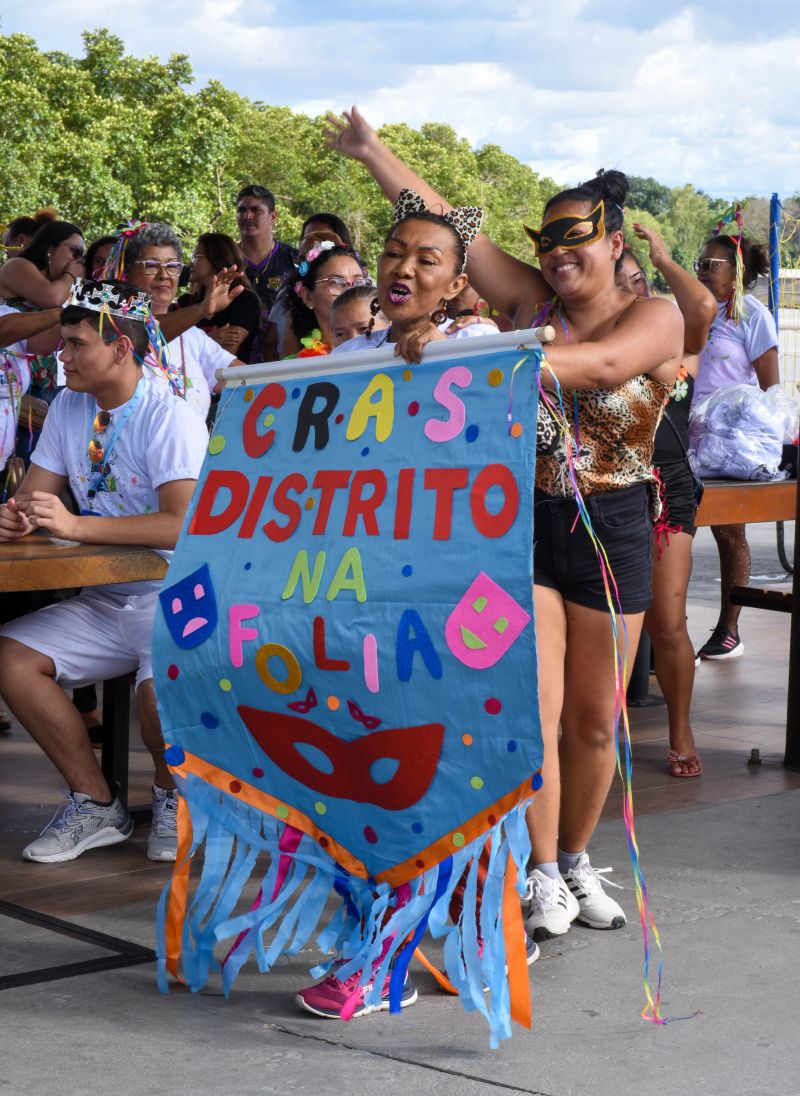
[295, 966, 418, 1019]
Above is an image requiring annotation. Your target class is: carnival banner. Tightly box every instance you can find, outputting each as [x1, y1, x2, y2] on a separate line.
[153, 337, 544, 1045]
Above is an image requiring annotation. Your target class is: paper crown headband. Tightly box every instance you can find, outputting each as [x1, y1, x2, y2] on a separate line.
[392, 188, 483, 267]
[66, 278, 153, 322]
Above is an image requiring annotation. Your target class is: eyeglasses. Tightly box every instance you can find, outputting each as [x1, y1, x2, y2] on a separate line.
[191, 253, 206, 262]
[67, 244, 85, 260]
[88, 410, 111, 466]
[134, 260, 183, 277]
[693, 258, 734, 273]
[316, 276, 372, 293]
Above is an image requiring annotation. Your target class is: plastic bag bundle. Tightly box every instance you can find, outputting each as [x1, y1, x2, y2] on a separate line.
[689, 383, 798, 481]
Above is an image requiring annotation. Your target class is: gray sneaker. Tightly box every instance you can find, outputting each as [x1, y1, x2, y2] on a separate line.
[147, 785, 178, 862]
[22, 791, 133, 863]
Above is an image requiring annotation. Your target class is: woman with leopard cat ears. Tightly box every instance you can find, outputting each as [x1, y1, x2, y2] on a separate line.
[325, 107, 683, 945]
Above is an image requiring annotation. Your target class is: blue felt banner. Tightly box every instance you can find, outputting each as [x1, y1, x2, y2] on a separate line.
[153, 345, 542, 884]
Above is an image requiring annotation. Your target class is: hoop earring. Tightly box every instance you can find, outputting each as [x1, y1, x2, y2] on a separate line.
[367, 295, 381, 335]
[430, 307, 448, 327]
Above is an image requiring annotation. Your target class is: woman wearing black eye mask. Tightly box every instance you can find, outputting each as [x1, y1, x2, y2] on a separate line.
[326, 108, 684, 945]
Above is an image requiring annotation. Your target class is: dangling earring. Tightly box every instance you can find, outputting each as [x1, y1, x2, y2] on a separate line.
[430, 305, 448, 327]
[367, 295, 381, 335]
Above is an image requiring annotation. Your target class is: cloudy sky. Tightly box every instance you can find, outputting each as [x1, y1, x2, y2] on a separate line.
[5, 1, 799, 198]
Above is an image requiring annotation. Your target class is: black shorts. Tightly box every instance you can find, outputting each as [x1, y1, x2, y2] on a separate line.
[533, 483, 652, 614]
[653, 457, 698, 537]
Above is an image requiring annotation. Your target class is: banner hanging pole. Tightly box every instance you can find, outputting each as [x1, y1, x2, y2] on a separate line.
[216, 326, 556, 385]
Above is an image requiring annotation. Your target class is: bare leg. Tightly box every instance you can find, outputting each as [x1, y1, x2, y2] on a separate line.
[525, 585, 567, 864]
[645, 530, 699, 770]
[558, 603, 644, 853]
[0, 637, 110, 801]
[711, 523, 750, 634]
[136, 679, 174, 791]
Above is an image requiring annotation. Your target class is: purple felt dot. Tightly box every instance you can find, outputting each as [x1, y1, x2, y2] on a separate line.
[167, 664, 179, 681]
[484, 697, 502, 715]
[252, 767, 264, 778]
[507, 740, 517, 752]
[531, 772, 544, 791]
[164, 746, 185, 766]
[361, 447, 370, 457]
[411, 821, 423, 834]
[363, 826, 378, 844]
[408, 401, 419, 416]
[291, 387, 301, 399]
[465, 424, 480, 442]
[201, 712, 219, 729]
[402, 564, 413, 577]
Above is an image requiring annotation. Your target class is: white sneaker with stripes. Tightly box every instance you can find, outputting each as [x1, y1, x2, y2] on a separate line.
[562, 853, 626, 929]
[523, 869, 580, 940]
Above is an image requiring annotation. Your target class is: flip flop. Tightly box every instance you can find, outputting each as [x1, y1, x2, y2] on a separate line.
[667, 749, 702, 778]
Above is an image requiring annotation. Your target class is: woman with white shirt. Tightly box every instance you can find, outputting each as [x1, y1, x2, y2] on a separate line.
[106, 222, 245, 421]
[692, 233, 779, 661]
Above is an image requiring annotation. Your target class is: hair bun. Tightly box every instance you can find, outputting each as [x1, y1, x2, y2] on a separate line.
[584, 168, 630, 208]
[33, 207, 58, 226]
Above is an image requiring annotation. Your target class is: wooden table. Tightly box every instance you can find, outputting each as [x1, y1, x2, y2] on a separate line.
[0, 536, 167, 807]
[0, 537, 167, 591]
[695, 478, 796, 527]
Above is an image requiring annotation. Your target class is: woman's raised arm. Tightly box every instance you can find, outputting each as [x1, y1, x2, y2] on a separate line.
[324, 106, 550, 323]
[633, 223, 716, 355]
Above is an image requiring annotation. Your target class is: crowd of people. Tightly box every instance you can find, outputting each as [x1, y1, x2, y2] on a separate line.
[0, 105, 781, 1017]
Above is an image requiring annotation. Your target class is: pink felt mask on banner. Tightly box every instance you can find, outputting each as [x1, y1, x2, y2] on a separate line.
[445, 572, 531, 670]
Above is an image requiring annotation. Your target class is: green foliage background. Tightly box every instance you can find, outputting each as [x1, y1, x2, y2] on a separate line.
[2, 30, 795, 286]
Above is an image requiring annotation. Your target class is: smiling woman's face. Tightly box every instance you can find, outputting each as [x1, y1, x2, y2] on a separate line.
[536, 201, 621, 299]
[377, 219, 466, 327]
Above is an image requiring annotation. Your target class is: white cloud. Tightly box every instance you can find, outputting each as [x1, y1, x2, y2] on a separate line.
[3, 3, 799, 198]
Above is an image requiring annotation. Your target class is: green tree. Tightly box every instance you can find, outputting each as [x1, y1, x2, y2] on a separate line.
[627, 176, 671, 218]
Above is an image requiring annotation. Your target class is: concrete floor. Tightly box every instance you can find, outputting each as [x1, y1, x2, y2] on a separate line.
[1, 521, 797, 1096]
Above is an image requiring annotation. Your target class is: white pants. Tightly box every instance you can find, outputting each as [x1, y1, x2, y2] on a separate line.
[1, 587, 158, 689]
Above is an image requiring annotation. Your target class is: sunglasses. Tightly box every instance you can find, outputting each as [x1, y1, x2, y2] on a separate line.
[67, 244, 85, 260]
[88, 410, 111, 466]
[693, 258, 734, 273]
[134, 260, 183, 277]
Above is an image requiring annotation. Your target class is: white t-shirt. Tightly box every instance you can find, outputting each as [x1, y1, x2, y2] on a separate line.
[31, 373, 208, 593]
[695, 295, 779, 403]
[146, 326, 235, 420]
[0, 303, 31, 470]
[333, 321, 495, 355]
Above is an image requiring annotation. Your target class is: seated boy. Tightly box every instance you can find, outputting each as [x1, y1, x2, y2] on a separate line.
[0, 279, 208, 863]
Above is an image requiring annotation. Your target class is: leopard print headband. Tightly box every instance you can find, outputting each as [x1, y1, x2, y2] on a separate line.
[392, 188, 483, 269]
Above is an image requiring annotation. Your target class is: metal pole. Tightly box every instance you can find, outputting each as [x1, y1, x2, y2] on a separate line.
[785, 475, 800, 769]
[768, 192, 781, 332]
